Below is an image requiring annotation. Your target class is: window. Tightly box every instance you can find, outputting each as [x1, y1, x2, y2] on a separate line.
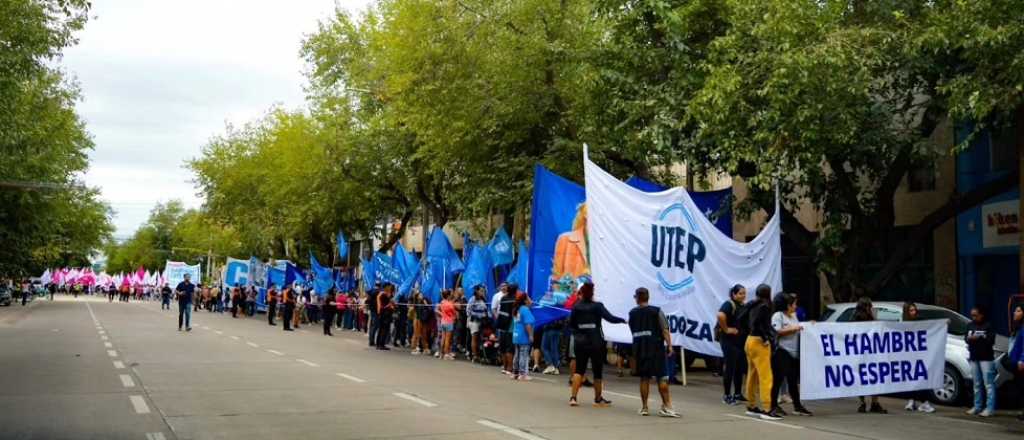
[836, 308, 856, 322]
[916, 308, 970, 336]
[874, 307, 902, 322]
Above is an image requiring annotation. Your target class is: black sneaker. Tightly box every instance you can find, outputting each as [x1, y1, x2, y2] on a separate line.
[771, 406, 788, 417]
[761, 409, 784, 421]
[869, 403, 887, 414]
[857, 403, 867, 413]
[733, 394, 747, 403]
[722, 395, 735, 405]
[745, 407, 763, 417]
[794, 406, 814, 416]
[594, 397, 612, 407]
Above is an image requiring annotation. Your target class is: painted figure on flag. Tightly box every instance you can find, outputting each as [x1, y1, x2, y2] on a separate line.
[551, 203, 589, 283]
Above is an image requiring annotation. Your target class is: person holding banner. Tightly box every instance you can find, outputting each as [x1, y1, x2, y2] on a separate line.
[568, 282, 626, 408]
[744, 284, 781, 420]
[966, 305, 997, 417]
[852, 297, 888, 414]
[629, 287, 680, 418]
[769, 293, 812, 416]
[901, 302, 936, 413]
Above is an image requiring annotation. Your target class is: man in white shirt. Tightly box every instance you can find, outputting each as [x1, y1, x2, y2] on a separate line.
[491, 283, 508, 317]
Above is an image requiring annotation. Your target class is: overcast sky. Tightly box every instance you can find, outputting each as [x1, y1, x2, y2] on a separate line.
[63, 0, 370, 240]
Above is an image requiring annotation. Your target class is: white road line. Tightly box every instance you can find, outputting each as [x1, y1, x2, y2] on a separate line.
[266, 349, 284, 356]
[107, 350, 118, 357]
[230, 335, 240, 340]
[104, 342, 113, 348]
[119, 374, 135, 388]
[246, 342, 259, 348]
[476, 420, 547, 440]
[129, 395, 150, 414]
[297, 359, 319, 367]
[98, 330, 106, 335]
[215, 330, 223, 335]
[723, 414, 804, 430]
[604, 390, 641, 400]
[335, 373, 367, 383]
[101, 335, 109, 341]
[145, 433, 167, 440]
[202, 326, 210, 330]
[392, 392, 438, 408]
[113, 360, 125, 369]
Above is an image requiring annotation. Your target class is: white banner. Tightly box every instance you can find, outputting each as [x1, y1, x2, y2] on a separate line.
[584, 151, 782, 356]
[800, 320, 947, 400]
[164, 261, 202, 288]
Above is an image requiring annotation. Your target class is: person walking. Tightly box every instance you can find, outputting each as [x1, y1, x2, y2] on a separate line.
[230, 284, 241, 318]
[376, 284, 396, 350]
[852, 297, 887, 414]
[175, 274, 195, 331]
[282, 285, 296, 331]
[160, 285, 171, 310]
[629, 287, 681, 418]
[744, 284, 781, 420]
[322, 290, 336, 336]
[568, 282, 626, 407]
[20, 279, 29, 306]
[267, 285, 279, 326]
[717, 284, 747, 405]
[367, 285, 380, 347]
[902, 302, 935, 413]
[467, 285, 491, 362]
[770, 293, 812, 417]
[1008, 304, 1024, 422]
[966, 304, 997, 417]
[511, 292, 535, 381]
[108, 284, 117, 303]
[438, 290, 457, 359]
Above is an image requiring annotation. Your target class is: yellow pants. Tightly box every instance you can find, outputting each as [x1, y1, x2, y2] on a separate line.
[744, 336, 773, 410]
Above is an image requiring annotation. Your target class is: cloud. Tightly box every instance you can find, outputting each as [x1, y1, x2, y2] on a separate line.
[63, 0, 369, 237]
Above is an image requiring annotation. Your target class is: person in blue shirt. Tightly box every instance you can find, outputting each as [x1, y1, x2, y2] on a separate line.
[511, 292, 535, 381]
[175, 273, 195, 331]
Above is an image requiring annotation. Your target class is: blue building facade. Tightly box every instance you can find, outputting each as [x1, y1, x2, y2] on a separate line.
[956, 123, 1019, 334]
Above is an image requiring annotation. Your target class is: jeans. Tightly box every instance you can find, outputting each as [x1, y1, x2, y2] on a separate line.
[514, 344, 531, 376]
[343, 310, 355, 329]
[541, 330, 561, 368]
[178, 303, 191, 329]
[162, 298, 170, 310]
[971, 360, 997, 412]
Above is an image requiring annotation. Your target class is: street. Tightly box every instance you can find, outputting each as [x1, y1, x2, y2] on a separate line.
[1, 297, 1022, 440]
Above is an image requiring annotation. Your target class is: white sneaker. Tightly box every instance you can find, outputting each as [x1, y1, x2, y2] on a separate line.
[980, 409, 994, 418]
[434, 351, 441, 358]
[543, 366, 556, 375]
[966, 408, 980, 416]
[918, 402, 935, 413]
[411, 349, 421, 356]
[659, 407, 681, 418]
[905, 400, 916, 411]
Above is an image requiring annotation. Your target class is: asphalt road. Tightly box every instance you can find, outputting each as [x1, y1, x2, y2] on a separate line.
[1, 295, 1022, 440]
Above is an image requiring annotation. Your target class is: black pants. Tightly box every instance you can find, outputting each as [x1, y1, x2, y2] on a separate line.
[574, 344, 607, 380]
[721, 339, 746, 396]
[283, 303, 295, 330]
[368, 311, 379, 346]
[322, 310, 335, 335]
[268, 301, 277, 325]
[231, 302, 238, 318]
[394, 314, 407, 346]
[376, 316, 392, 348]
[771, 349, 802, 409]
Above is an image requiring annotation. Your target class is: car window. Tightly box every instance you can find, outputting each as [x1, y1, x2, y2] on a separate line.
[821, 307, 837, 321]
[874, 308, 902, 322]
[836, 308, 856, 322]
[916, 309, 969, 336]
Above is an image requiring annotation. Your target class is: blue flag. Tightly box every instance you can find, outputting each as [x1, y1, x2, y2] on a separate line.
[394, 245, 419, 280]
[488, 228, 514, 267]
[420, 228, 464, 302]
[527, 165, 587, 302]
[507, 241, 529, 286]
[360, 257, 376, 290]
[309, 252, 335, 296]
[337, 231, 349, 260]
[266, 267, 286, 290]
[373, 252, 403, 285]
[624, 176, 733, 237]
[285, 263, 306, 287]
[461, 246, 496, 302]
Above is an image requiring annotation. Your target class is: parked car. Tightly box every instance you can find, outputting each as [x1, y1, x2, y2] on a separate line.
[821, 302, 1013, 406]
[0, 286, 11, 306]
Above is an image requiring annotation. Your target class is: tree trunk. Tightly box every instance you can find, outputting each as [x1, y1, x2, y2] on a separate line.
[378, 209, 414, 253]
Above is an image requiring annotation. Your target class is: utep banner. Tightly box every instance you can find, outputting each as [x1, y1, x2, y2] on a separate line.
[584, 151, 782, 357]
[800, 321, 947, 400]
[164, 261, 202, 288]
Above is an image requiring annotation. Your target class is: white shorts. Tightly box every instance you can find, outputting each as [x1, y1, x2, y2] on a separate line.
[468, 321, 481, 334]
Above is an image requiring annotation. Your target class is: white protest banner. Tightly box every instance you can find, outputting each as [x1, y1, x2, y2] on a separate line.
[164, 261, 202, 288]
[584, 149, 783, 356]
[800, 320, 946, 400]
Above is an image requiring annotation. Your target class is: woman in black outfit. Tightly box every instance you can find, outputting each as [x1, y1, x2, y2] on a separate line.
[717, 284, 747, 405]
[322, 289, 336, 336]
[852, 297, 887, 414]
[568, 282, 626, 407]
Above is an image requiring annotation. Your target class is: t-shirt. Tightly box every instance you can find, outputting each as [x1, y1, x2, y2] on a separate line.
[771, 311, 800, 357]
[512, 306, 535, 345]
[718, 300, 741, 343]
[175, 281, 195, 304]
[439, 300, 457, 325]
[490, 291, 505, 317]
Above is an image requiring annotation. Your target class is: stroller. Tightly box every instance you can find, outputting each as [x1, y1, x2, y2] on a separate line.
[478, 325, 501, 366]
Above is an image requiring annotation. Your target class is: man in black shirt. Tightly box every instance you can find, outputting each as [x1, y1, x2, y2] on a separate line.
[569, 282, 625, 407]
[629, 287, 679, 417]
[175, 273, 195, 331]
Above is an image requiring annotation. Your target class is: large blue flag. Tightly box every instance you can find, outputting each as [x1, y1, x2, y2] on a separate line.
[507, 241, 529, 286]
[487, 228, 514, 267]
[285, 263, 306, 287]
[309, 252, 335, 296]
[337, 231, 349, 260]
[461, 246, 496, 302]
[373, 252, 403, 285]
[394, 245, 418, 280]
[420, 228, 464, 302]
[266, 267, 286, 290]
[335, 269, 355, 292]
[360, 257, 376, 290]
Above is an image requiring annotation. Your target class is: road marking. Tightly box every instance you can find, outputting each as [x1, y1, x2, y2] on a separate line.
[723, 414, 804, 430]
[98, 330, 106, 335]
[145, 433, 166, 440]
[107, 350, 118, 357]
[336, 373, 367, 383]
[393, 392, 438, 408]
[266, 349, 284, 356]
[104, 342, 113, 348]
[120, 374, 135, 388]
[129, 395, 150, 414]
[297, 359, 319, 367]
[230, 335, 240, 340]
[113, 360, 125, 369]
[202, 326, 210, 330]
[246, 342, 259, 348]
[476, 420, 547, 440]
[101, 335, 109, 341]
[215, 330, 223, 335]
[603, 390, 641, 400]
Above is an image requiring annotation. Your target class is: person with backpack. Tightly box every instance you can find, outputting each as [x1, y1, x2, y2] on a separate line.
[717, 284, 748, 405]
[743, 284, 781, 420]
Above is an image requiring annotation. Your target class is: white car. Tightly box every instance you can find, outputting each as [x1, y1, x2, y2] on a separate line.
[821, 302, 1013, 405]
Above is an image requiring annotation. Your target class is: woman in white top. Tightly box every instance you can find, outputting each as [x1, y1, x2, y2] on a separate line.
[770, 293, 812, 416]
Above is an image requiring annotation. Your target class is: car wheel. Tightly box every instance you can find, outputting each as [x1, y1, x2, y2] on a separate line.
[931, 364, 963, 405]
